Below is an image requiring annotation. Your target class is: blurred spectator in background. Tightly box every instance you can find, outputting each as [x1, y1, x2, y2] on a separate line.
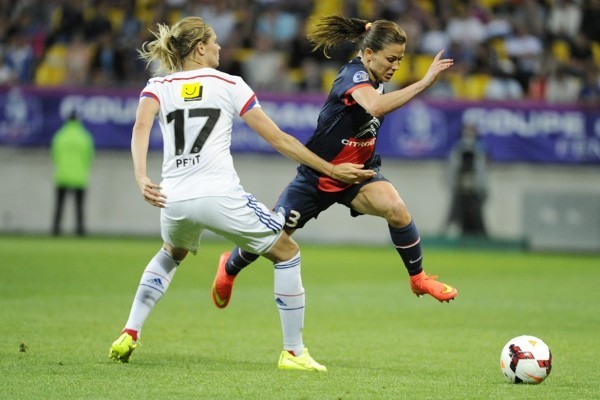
[395, 2, 426, 54]
[445, 2, 487, 62]
[45, 0, 85, 45]
[64, 32, 91, 86]
[0, 0, 597, 103]
[190, 0, 238, 47]
[4, 28, 34, 83]
[217, 44, 244, 77]
[89, 31, 126, 86]
[505, 22, 544, 92]
[286, 20, 329, 92]
[419, 14, 450, 56]
[568, 32, 596, 76]
[446, 123, 488, 237]
[242, 34, 290, 92]
[255, 2, 300, 49]
[547, 0, 582, 40]
[511, 0, 547, 38]
[297, 58, 322, 93]
[581, 0, 600, 43]
[545, 62, 583, 103]
[0, 53, 15, 84]
[484, 69, 524, 100]
[424, 72, 456, 99]
[119, 3, 143, 46]
[578, 67, 600, 104]
[83, 1, 113, 40]
[51, 112, 95, 236]
[484, 8, 512, 40]
[120, 4, 152, 88]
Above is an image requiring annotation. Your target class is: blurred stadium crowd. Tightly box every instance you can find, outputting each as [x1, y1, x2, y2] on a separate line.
[1, 0, 599, 104]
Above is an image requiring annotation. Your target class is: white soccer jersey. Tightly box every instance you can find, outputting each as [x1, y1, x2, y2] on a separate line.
[141, 68, 260, 202]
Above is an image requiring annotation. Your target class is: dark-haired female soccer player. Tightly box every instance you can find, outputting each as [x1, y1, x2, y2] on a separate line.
[213, 15, 458, 314]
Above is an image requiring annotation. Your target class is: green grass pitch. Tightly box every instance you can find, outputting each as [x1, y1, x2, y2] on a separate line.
[1, 235, 599, 399]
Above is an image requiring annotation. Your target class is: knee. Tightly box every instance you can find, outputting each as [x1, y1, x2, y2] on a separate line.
[164, 244, 188, 262]
[268, 234, 299, 262]
[171, 250, 187, 262]
[385, 199, 412, 228]
[281, 235, 299, 258]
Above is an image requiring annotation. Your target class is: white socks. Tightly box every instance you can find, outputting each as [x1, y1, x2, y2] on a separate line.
[124, 248, 179, 337]
[273, 252, 305, 356]
[122, 248, 306, 356]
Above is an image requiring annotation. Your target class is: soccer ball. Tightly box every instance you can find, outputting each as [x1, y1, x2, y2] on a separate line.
[500, 335, 552, 384]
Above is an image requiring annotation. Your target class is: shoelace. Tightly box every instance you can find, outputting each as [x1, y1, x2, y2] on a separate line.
[415, 273, 439, 282]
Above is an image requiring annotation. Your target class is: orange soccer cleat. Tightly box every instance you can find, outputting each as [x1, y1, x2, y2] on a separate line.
[211, 252, 236, 309]
[410, 271, 458, 303]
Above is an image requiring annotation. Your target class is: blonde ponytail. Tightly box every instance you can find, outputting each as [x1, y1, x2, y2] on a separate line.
[138, 16, 213, 74]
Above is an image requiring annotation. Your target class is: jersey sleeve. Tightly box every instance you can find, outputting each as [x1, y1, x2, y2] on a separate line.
[231, 77, 261, 116]
[140, 80, 159, 103]
[335, 63, 372, 106]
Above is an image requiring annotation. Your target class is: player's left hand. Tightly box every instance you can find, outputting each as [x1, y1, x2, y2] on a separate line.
[331, 163, 377, 184]
[421, 49, 453, 88]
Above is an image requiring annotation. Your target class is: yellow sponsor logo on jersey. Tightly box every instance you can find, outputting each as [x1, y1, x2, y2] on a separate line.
[181, 82, 202, 101]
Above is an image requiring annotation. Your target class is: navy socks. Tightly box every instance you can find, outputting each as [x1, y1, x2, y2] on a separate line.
[226, 246, 259, 275]
[389, 221, 423, 276]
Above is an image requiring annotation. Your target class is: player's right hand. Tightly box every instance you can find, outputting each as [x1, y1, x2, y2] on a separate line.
[137, 176, 167, 208]
[331, 163, 377, 184]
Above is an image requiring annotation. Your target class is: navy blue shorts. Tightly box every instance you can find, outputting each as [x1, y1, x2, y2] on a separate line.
[273, 165, 389, 231]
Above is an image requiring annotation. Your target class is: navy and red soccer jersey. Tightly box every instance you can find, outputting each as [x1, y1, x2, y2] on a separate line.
[301, 57, 384, 192]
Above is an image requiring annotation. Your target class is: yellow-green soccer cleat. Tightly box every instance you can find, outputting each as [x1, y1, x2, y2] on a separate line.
[278, 347, 327, 372]
[109, 332, 138, 363]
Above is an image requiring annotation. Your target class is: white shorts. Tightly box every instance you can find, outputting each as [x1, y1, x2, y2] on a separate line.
[160, 193, 284, 255]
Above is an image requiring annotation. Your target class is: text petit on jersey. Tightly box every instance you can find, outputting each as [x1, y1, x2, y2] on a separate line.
[176, 154, 201, 168]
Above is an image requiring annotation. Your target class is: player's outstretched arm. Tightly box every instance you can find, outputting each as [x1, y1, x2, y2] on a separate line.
[353, 49, 453, 118]
[242, 107, 375, 184]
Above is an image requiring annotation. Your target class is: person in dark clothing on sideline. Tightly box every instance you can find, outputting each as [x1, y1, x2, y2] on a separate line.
[446, 123, 488, 237]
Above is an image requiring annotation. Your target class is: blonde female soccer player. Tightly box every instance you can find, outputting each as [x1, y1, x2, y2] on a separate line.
[108, 16, 374, 371]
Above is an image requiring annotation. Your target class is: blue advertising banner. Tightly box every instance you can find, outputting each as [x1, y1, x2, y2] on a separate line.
[1, 86, 599, 164]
